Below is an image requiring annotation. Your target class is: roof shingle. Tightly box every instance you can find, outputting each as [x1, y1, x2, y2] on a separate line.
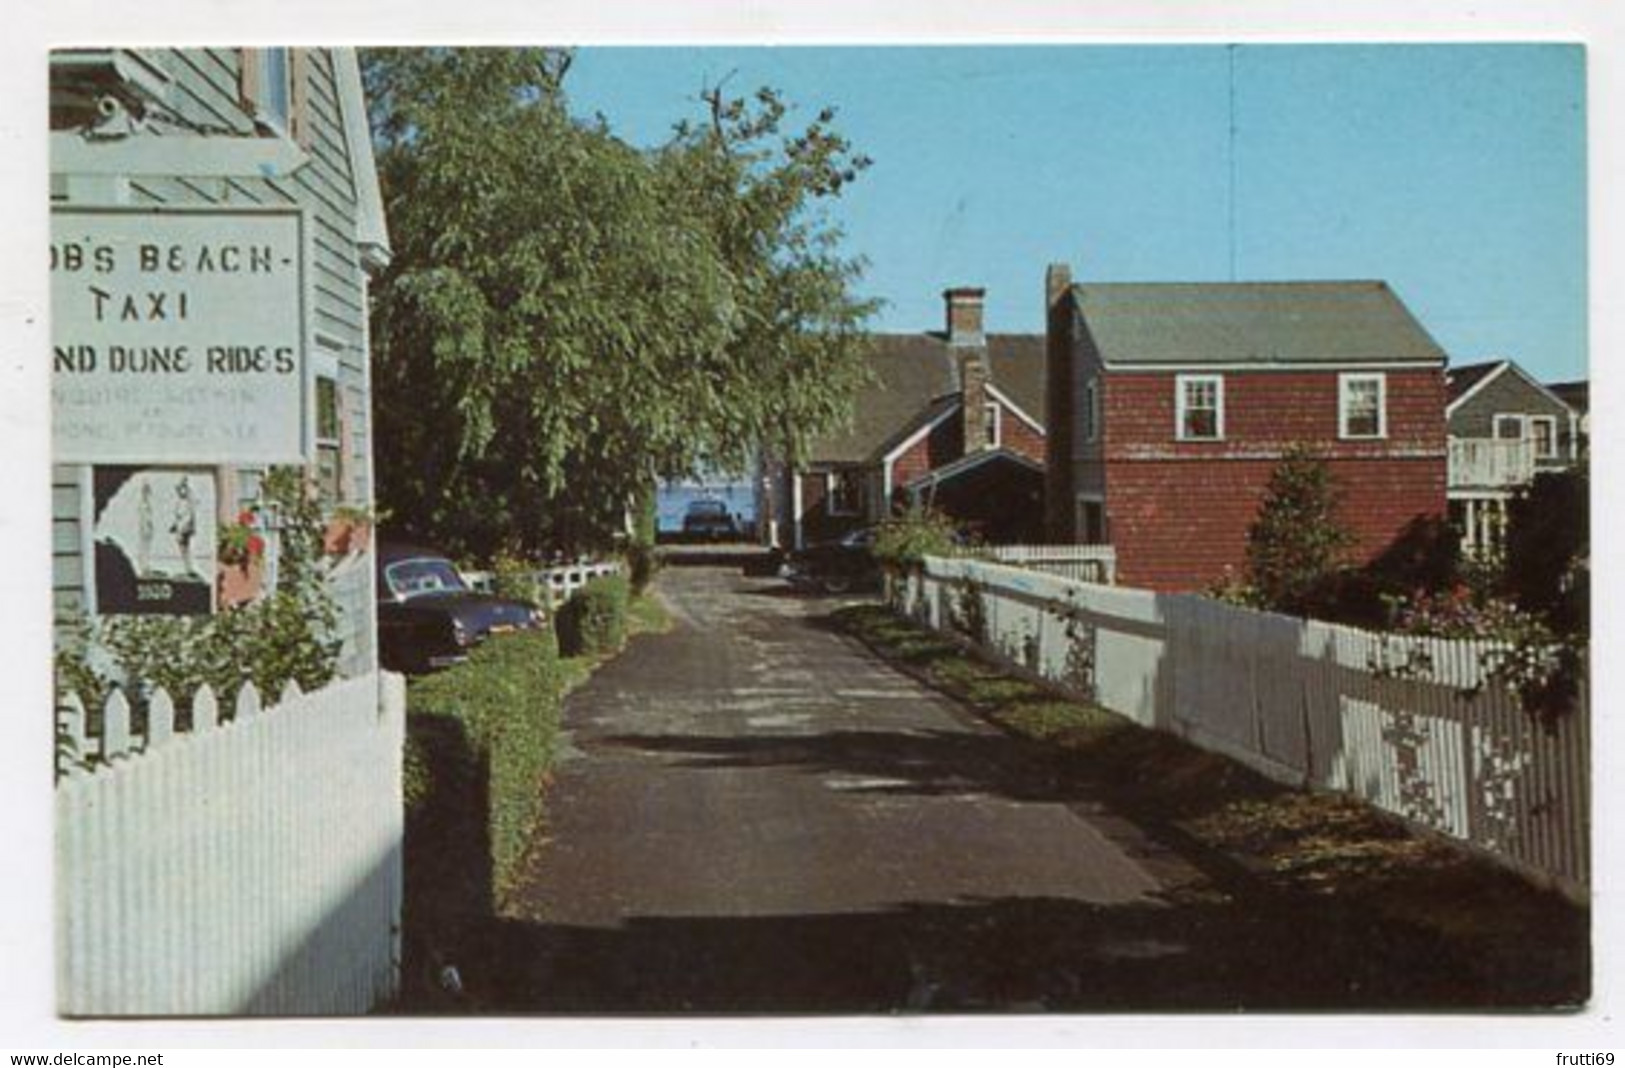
[807, 332, 1046, 464]
[1071, 281, 1448, 367]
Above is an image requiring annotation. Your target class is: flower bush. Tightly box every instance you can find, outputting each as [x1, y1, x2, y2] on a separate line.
[217, 508, 267, 566]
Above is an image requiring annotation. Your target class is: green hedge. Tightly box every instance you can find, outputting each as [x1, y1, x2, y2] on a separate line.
[557, 574, 631, 657]
[403, 629, 563, 908]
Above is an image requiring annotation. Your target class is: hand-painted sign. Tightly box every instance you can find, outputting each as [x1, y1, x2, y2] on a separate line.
[92, 467, 216, 615]
[52, 207, 307, 464]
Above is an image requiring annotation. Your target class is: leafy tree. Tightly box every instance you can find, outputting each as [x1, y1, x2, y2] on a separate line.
[1245, 445, 1355, 615]
[363, 49, 875, 560]
[1502, 462, 1588, 637]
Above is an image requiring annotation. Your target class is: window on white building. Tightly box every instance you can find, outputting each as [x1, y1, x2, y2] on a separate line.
[241, 48, 294, 133]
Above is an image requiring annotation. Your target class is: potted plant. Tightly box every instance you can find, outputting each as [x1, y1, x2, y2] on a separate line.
[323, 503, 374, 557]
[217, 509, 268, 608]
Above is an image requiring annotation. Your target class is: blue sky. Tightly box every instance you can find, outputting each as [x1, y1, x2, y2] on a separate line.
[565, 44, 1587, 383]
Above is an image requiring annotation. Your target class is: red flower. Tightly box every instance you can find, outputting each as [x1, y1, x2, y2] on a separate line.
[247, 534, 266, 558]
[237, 509, 257, 527]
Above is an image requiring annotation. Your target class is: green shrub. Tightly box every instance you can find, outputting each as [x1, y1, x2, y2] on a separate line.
[489, 552, 545, 608]
[557, 574, 630, 657]
[1245, 445, 1355, 616]
[404, 628, 563, 901]
[872, 508, 964, 572]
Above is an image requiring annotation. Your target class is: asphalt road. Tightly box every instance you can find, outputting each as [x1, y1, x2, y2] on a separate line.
[483, 565, 1468, 1014]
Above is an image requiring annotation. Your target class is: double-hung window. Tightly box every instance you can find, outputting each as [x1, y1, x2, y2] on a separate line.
[1339, 373, 1387, 439]
[1176, 374, 1223, 441]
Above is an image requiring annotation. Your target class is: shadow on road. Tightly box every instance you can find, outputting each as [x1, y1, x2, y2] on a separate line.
[430, 719, 1569, 1014]
[462, 891, 1487, 1014]
[391, 584, 1586, 1015]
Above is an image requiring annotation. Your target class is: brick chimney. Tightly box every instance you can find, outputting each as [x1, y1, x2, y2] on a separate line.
[945, 287, 991, 454]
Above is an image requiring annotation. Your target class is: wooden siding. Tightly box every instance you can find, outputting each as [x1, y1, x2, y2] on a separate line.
[51, 48, 378, 674]
[1104, 455, 1446, 592]
[995, 400, 1045, 464]
[1450, 365, 1579, 463]
[1102, 368, 1446, 461]
[1084, 367, 1447, 591]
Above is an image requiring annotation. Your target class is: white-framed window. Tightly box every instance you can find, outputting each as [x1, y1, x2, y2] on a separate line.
[1530, 415, 1559, 459]
[1081, 379, 1099, 443]
[311, 337, 343, 507]
[241, 47, 294, 132]
[1339, 373, 1387, 439]
[827, 469, 862, 516]
[1494, 413, 1559, 460]
[984, 402, 1002, 449]
[1175, 374, 1223, 441]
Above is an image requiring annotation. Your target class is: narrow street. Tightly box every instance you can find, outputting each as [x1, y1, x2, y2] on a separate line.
[466, 564, 1486, 1014]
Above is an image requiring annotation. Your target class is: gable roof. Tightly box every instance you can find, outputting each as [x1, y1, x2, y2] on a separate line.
[1446, 360, 1505, 405]
[1070, 281, 1448, 368]
[807, 332, 1045, 464]
[986, 334, 1047, 424]
[901, 445, 1043, 492]
[1446, 358, 1578, 417]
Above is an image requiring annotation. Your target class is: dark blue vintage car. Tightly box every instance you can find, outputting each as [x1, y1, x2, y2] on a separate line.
[376, 541, 544, 674]
[681, 498, 740, 541]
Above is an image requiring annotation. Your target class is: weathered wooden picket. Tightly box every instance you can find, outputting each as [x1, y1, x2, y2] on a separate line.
[902, 557, 1589, 899]
[55, 671, 406, 1016]
[461, 559, 622, 608]
[987, 544, 1118, 584]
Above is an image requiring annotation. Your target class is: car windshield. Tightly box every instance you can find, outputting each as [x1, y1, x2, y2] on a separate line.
[687, 500, 727, 517]
[384, 557, 469, 599]
[842, 528, 876, 548]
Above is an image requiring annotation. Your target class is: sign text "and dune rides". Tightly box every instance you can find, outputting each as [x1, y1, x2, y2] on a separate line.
[51, 208, 307, 464]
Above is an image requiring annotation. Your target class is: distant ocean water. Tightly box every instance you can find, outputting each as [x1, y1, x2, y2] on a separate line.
[656, 481, 757, 532]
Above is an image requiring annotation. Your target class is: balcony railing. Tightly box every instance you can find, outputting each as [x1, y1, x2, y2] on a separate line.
[1448, 437, 1536, 491]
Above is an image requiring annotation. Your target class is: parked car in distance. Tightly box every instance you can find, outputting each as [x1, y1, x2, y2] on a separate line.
[784, 526, 883, 594]
[681, 498, 740, 541]
[376, 541, 545, 674]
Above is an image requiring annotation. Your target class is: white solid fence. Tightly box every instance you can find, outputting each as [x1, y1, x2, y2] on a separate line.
[901, 557, 1589, 899]
[461, 559, 622, 608]
[988, 544, 1118, 584]
[55, 671, 406, 1016]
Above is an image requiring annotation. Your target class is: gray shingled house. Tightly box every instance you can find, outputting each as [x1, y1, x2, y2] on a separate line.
[1446, 358, 1582, 557]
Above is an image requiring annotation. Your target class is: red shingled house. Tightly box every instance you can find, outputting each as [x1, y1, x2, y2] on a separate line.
[1043, 263, 1449, 592]
[780, 287, 1047, 548]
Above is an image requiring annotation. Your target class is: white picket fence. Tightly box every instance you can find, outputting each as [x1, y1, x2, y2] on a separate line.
[55, 671, 406, 1016]
[901, 557, 1589, 899]
[461, 559, 622, 608]
[988, 544, 1118, 584]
